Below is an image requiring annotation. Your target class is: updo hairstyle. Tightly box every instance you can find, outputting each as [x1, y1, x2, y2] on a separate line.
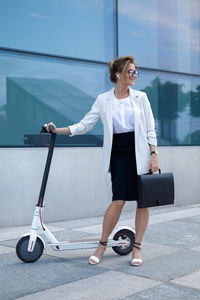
[108, 55, 136, 83]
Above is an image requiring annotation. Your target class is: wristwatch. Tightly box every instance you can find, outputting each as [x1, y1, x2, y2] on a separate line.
[151, 150, 158, 155]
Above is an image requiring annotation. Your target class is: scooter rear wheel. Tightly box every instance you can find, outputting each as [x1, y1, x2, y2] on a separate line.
[112, 229, 135, 255]
[16, 235, 44, 263]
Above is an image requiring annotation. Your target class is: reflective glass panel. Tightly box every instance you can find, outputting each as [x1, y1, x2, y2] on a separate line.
[0, 0, 115, 61]
[0, 52, 113, 146]
[135, 70, 200, 145]
[118, 0, 200, 74]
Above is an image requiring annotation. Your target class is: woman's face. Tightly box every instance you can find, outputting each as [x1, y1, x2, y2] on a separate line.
[117, 63, 138, 86]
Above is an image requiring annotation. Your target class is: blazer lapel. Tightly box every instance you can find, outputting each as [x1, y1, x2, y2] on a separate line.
[104, 88, 114, 131]
[129, 87, 141, 135]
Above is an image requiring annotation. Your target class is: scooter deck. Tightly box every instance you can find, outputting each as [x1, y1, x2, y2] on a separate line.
[48, 238, 127, 251]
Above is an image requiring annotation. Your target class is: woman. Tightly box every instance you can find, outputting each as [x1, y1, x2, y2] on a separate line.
[47, 55, 159, 266]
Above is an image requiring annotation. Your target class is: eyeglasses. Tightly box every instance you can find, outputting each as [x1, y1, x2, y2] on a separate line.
[127, 69, 139, 78]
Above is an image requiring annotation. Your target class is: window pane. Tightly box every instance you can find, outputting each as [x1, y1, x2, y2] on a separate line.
[118, 0, 200, 74]
[0, 52, 113, 146]
[0, 0, 115, 61]
[135, 70, 200, 145]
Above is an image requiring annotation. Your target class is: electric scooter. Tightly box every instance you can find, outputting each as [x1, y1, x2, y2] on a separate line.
[16, 125, 135, 263]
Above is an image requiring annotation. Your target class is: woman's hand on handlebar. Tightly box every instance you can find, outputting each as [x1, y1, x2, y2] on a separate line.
[46, 123, 71, 135]
[46, 122, 57, 133]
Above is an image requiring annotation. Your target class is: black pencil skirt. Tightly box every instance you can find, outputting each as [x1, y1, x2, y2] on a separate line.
[110, 131, 138, 201]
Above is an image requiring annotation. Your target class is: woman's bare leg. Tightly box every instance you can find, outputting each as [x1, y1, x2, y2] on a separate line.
[132, 202, 149, 264]
[89, 200, 125, 264]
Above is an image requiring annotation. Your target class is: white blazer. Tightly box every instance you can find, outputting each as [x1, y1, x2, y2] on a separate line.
[69, 87, 157, 175]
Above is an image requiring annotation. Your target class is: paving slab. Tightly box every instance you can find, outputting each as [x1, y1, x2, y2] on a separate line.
[148, 206, 200, 225]
[0, 238, 23, 248]
[0, 245, 15, 254]
[144, 220, 200, 248]
[0, 252, 108, 300]
[176, 215, 200, 224]
[117, 249, 200, 282]
[43, 228, 98, 241]
[15, 271, 161, 300]
[191, 246, 200, 252]
[138, 242, 182, 262]
[47, 211, 137, 230]
[121, 283, 200, 300]
[171, 270, 200, 290]
[72, 223, 103, 235]
[48, 215, 105, 230]
[149, 204, 183, 215]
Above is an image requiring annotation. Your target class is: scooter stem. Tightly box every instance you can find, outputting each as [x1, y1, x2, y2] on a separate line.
[36, 132, 56, 207]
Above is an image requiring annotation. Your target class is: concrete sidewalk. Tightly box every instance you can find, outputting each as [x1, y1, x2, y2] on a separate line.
[1, 204, 200, 300]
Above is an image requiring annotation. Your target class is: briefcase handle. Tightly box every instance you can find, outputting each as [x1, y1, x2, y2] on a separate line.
[149, 168, 161, 174]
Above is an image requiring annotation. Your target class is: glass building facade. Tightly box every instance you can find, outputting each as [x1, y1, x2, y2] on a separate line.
[0, 0, 199, 147]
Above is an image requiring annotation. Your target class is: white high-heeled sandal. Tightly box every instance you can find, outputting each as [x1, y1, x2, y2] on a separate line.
[88, 241, 107, 265]
[88, 255, 100, 265]
[131, 242, 142, 266]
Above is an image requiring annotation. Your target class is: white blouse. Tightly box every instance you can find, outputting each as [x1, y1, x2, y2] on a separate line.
[112, 95, 135, 133]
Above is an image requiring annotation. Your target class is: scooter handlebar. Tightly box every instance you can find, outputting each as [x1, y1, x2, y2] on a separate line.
[40, 124, 55, 134]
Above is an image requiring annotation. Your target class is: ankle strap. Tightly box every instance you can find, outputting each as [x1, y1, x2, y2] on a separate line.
[133, 244, 141, 251]
[134, 241, 141, 246]
[99, 241, 107, 246]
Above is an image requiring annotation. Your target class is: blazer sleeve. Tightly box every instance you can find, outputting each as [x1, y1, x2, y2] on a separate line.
[142, 93, 157, 146]
[68, 96, 101, 136]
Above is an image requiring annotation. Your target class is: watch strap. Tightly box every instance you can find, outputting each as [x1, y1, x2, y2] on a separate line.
[151, 150, 158, 155]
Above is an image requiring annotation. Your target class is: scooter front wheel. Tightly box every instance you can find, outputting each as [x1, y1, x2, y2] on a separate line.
[112, 229, 135, 255]
[16, 235, 44, 263]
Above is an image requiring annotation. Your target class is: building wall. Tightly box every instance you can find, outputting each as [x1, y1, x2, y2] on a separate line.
[1, 146, 200, 228]
[0, 1, 199, 227]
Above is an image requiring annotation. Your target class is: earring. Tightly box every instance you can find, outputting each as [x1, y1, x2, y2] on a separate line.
[118, 75, 120, 80]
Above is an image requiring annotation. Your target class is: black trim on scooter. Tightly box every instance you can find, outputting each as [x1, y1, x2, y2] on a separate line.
[37, 125, 56, 207]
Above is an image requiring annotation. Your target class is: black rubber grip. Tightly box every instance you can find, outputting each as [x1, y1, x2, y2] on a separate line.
[49, 125, 55, 132]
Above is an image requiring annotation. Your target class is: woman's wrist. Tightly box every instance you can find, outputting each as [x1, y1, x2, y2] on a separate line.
[55, 127, 71, 135]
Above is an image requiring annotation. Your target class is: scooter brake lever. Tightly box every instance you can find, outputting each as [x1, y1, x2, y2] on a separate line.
[40, 124, 55, 134]
[40, 124, 48, 133]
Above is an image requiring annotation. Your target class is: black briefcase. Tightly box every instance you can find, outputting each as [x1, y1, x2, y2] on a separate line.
[137, 169, 175, 208]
